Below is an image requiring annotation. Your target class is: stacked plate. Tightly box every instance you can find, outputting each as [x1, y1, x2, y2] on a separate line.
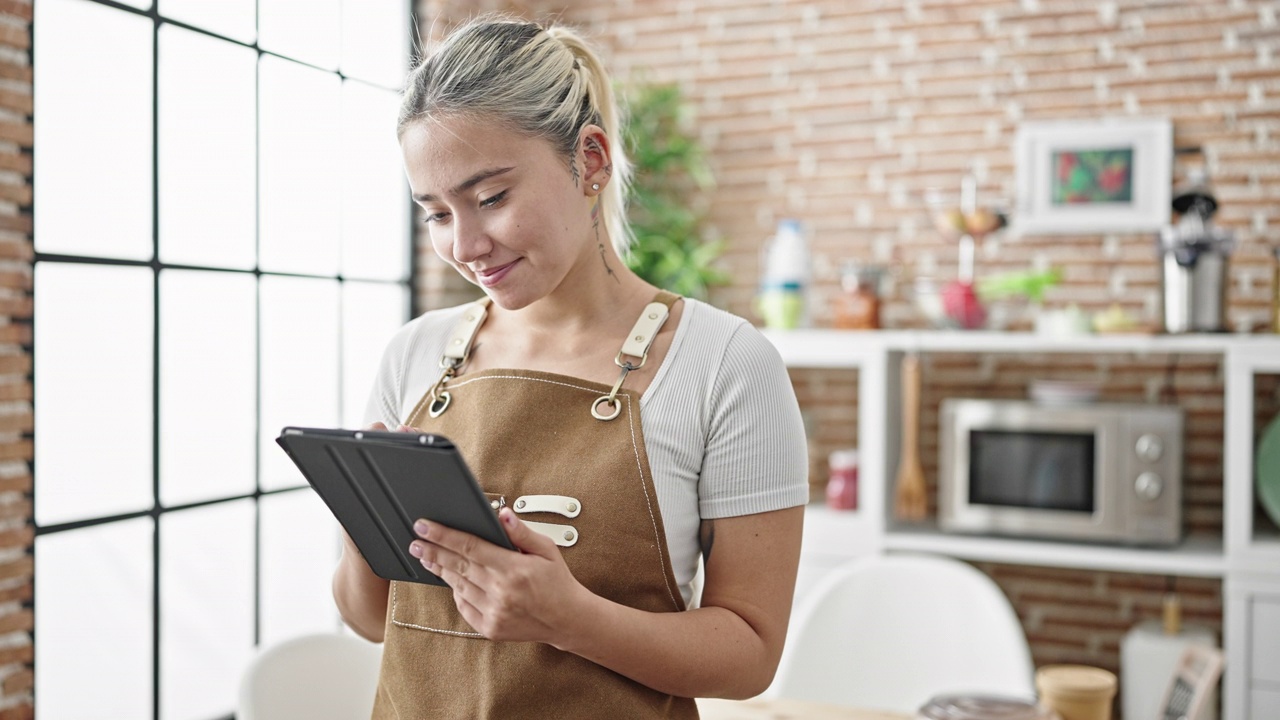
[1028, 379, 1102, 406]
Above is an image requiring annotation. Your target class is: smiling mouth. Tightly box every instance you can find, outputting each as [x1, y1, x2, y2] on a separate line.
[474, 259, 519, 287]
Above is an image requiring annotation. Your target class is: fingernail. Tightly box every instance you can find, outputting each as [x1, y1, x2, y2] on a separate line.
[414, 520, 429, 536]
[408, 542, 423, 558]
[503, 509, 517, 527]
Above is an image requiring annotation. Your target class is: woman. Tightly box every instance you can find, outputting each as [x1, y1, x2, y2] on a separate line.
[333, 16, 808, 718]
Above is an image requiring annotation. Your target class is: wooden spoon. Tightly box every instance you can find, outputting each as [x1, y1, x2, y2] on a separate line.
[894, 352, 927, 521]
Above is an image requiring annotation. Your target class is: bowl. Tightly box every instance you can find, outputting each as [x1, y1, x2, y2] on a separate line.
[1029, 379, 1102, 406]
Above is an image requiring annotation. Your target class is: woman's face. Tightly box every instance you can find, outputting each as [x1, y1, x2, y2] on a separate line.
[400, 115, 596, 310]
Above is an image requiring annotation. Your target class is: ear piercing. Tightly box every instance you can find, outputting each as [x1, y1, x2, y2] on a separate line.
[592, 183, 600, 191]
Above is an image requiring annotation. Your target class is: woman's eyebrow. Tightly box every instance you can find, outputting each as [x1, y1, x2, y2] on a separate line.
[413, 166, 515, 203]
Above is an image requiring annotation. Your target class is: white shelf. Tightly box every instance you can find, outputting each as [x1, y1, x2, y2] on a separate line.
[763, 328, 1280, 366]
[883, 526, 1226, 577]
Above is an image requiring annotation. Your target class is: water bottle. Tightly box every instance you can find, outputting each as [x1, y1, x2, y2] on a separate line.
[758, 219, 810, 329]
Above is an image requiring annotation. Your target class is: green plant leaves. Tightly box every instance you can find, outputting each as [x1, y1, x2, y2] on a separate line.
[622, 83, 725, 300]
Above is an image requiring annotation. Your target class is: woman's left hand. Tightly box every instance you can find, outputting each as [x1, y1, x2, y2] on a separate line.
[409, 507, 586, 644]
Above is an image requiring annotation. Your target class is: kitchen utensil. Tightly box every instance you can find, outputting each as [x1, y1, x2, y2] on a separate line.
[1158, 183, 1234, 333]
[1257, 411, 1280, 529]
[894, 353, 927, 521]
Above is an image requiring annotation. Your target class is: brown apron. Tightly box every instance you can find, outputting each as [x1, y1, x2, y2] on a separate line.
[372, 291, 700, 720]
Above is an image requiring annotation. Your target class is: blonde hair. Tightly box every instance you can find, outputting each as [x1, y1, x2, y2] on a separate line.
[399, 18, 634, 256]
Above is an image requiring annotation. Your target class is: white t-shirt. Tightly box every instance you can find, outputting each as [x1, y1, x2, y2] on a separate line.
[362, 297, 810, 604]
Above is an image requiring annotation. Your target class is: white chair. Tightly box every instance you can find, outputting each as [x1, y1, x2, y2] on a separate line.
[237, 633, 383, 720]
[772, 553, 1034, 714]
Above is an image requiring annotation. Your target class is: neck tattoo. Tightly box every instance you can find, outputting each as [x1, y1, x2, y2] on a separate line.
[592, 199, 619, 284]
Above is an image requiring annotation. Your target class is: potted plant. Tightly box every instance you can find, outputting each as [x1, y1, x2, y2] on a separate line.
[622, 83, 728, 300]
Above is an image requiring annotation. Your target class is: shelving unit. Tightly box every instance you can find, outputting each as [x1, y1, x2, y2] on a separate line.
[764, 328, 1280, 720]
[883, 528, 1225, 578]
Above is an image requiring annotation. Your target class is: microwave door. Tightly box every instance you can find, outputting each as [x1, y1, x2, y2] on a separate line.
[966, 429, 1104, 537]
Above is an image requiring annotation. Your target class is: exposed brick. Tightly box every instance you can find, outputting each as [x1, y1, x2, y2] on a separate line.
[0, 703, 31, 720]
[0, 356, 29, 376]
[0, 124, 30, 150]
[0, 610, 30, 635]
[0, 153, 31, 176]
[1, 669, 31, 696]
[0, 63, 29, 86]
[0, 644, 31, 667]
[0, 476, 29, 494]
[0, 441, 30, 463]
[0, 557, 30, 583]
[0, 582, 30, 607]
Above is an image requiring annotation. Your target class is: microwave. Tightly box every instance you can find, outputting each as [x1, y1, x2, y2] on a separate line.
[939, 399, 1183, 545]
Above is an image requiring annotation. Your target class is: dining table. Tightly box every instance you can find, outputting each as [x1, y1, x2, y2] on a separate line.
[696, 696, 913, 719]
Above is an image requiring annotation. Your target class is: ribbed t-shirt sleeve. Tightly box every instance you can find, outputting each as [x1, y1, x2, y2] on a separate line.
[697, 322, 809, 519]
[361, 324, 410, 429]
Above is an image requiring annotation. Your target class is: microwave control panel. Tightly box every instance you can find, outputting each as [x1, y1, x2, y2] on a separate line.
[1121, 410, 1184, 543]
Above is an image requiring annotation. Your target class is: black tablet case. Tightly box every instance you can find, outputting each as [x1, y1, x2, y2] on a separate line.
[276, 427, 514, 587]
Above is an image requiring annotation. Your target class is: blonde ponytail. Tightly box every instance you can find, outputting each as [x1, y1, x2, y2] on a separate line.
[399, 17, 634, 256]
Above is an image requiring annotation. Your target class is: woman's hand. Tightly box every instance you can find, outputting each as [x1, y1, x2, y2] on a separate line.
[409, 507, 587, 645]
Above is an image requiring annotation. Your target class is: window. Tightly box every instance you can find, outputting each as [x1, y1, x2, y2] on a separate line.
[32, 1, 412, 717]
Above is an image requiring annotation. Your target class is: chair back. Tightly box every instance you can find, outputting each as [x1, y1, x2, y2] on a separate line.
[237, 633, 383, 720]
[773, 553, 1034, 713]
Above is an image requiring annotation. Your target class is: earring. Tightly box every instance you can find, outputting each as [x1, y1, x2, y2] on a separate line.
[591, 183, 600, 191]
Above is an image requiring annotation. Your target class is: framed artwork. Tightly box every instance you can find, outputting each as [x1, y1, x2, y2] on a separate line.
[1013, 118, 1172, 235]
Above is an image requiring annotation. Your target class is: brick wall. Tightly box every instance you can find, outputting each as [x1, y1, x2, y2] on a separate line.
[0, 0, 31, 716]
[411, 0, 1280, 705]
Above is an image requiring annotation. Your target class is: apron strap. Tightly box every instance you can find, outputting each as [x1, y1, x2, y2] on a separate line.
[426, 297, 492, 419]
[440, 297, 493, 368]
[592, 291, 681, 422]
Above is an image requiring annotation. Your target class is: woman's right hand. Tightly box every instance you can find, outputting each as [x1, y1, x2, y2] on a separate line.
[332, 420, 417, 642]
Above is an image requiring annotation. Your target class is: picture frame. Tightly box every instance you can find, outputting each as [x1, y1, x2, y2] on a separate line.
[1013, 118, 1172, 235]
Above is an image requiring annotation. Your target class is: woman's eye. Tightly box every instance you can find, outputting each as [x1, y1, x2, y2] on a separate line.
[423, 211, 450, 225]
[480, 190, 508, 208]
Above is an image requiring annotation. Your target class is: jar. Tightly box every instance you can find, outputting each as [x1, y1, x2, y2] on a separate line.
[825, 449, 858, 510]
[831, 263, 882, 330]
[1035, 665, 1117, 720]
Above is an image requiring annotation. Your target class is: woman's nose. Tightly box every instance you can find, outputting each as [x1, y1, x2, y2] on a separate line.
[450, 214, 492, 264]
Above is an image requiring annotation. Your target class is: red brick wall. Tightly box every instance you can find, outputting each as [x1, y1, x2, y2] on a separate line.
[410, 0, 1280, 705]
[2, 0, 33, 716]
[565, 0, 1279, 333]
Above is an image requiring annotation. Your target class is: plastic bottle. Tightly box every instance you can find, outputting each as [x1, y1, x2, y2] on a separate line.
[758, 219, 810, 329]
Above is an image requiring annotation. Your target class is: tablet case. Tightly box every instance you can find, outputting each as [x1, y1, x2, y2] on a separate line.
[276, 426, 515, 587]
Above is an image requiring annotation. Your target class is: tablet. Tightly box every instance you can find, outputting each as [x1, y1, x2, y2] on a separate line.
[276, 426, 515, 587]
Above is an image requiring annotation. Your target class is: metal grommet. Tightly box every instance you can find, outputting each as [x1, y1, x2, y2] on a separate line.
[591, 395, 622, 421]
[563, 530, 575, 542]
[515, 499, 526, 510]
[490, 500, 500, 510]
[566, 501, 578, 513]
[428, 391, 451, 418]
[648, 312, 658, 320]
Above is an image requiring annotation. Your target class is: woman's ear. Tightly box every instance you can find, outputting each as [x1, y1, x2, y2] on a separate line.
[578, 124, 613, 195]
